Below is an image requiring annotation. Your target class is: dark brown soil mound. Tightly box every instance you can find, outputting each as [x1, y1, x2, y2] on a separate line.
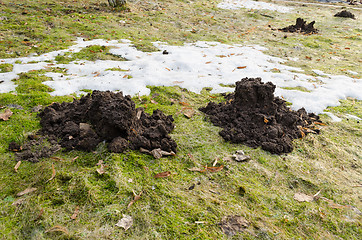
[334, 10, 355, 19]
[38, 90, 177, 154]
[200, 78, 322, 154]
[279, 18, 318, 34]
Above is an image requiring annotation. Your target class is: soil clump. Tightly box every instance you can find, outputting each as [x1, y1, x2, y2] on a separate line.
[38, 90, 177, 154]
[14, 136, 61, 162]
[200, 78, 322, 154]
[279, 18, 318, 34]
[334, 10, 355, 19]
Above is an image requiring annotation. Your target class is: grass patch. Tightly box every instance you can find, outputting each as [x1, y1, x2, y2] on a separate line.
[0, 63, 13, 72]
[281, 86, 311, 92]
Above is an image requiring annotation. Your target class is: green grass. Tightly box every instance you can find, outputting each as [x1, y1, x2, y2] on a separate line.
[0, 0, 361, 239]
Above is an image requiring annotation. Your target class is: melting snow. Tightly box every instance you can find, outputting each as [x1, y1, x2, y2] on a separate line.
[0, 38, 361, 114]
[218, 0, 293, 13]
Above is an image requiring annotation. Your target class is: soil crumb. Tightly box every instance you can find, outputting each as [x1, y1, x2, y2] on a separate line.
[15, 136, 61, 162]
[334, 10, 355, 19]
[200, 78, 322, 154]
[38, 90, 177, 154]
[279, 18, 318, 34]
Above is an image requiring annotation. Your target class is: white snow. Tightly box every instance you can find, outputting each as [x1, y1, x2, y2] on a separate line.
[218, 0, 293, 13]
[323, 112, 342, 122]
[1, 38, 361, 114]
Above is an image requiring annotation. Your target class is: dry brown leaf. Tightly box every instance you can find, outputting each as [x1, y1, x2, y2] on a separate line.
[14, 161, 21, 173]
[45, 225, 69, 234]
[183, 108, 195, 119]
[173, 81, 184, 84]
[128, 190, 143, 208]
[150, 148, 176, 159]
[71, 206, 80, 220]
[96, 160, 105, 175]
[293, 192, 314, 202]
[205, 61, 212, 64]
[16, 187, 37, 196]
[237, 66, 247, 69]
[0, 109, 13, 121]
[179, 101, 189, 106]
[206, 165, 224, 172]
[154, 171, 171, 178]
[46, 163, 56, 182]
[115, 215, 133, 231]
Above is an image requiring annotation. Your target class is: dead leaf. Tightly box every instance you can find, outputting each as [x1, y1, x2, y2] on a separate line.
[128, 190, 143, 208]
[232, 150, 251, 162]
[0, 109, 13, 121]
[236, 66, 247, 69]
[149, 148, 176, 159]
[71, 206, 80, 220]
[183, 108, 195, 119]
[115, 215, 133, 231]
[96, 160, 105, 175]
[206, 165, 224, 172]
[46, 163, 56, 182]
[16, 187, 37, 196]
[45, 225, 69, 234]
[154, 171, 171, 178]
[293, 192, 314, 202]
[14, 161, 21, 172]
[173, 81, 184, 84]
[179, 101, 189, 106]
[205, 61, 212, 64]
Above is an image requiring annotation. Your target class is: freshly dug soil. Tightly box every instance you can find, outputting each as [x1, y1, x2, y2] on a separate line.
[15, 136, 61, 163]
[38, 90, 177, 153]
[334, 10, 355, 19]
[200, 78, 322, 154]
[279, 18, 318, 34]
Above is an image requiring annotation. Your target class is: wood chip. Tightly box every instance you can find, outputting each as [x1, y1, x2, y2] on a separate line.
[14, 161, 21, 172]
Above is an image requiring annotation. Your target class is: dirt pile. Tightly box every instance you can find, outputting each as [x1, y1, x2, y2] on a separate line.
[14, 136, 61, 163]
[334, 10, 355, 19]
[38, 91, 177, 154]
[279, 18, 318, 34]
[200, 78, 322, 154]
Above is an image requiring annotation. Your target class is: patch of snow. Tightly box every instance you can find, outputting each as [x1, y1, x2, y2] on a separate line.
[323, 112, 342, 122]
[1, 38, 362, 115]
[347, 70, 358, 75]
[345, 114, 361, 120]
[218, 0, 293, 13]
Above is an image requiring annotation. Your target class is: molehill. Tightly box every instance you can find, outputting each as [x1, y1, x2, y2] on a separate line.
[200, 78, 322, 154]
[38, 90, 177, 154]
[279, 18, 318, 34]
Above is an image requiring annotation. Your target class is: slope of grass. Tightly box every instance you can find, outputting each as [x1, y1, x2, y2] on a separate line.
[0, 0, 361, 239]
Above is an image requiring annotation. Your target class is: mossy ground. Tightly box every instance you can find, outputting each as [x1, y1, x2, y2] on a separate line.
[0, 0, 361, 239]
